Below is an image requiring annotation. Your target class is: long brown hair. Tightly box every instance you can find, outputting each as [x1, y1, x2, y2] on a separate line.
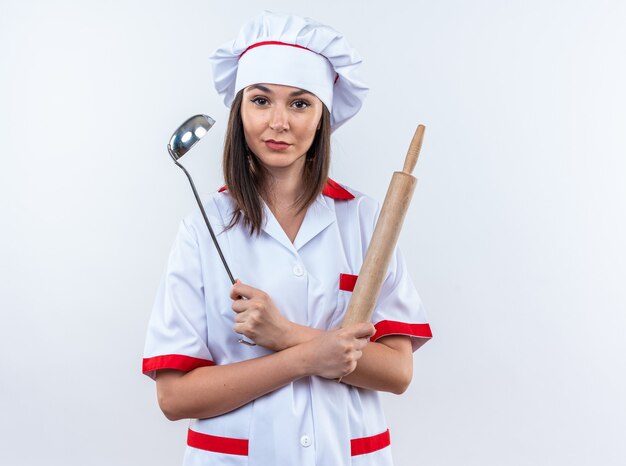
[222, 89, 331, 235]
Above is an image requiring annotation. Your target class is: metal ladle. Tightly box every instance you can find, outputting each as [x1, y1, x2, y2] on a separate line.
[167, 114, 234, 283]
[167, 115, 255, 346]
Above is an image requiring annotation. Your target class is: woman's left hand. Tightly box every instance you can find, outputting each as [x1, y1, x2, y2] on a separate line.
[230, 280, 293, 351]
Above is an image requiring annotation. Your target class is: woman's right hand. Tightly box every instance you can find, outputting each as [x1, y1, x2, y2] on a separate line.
[301, 322, 376, 379]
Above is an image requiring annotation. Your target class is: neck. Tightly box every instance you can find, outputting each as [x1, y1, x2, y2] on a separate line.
[263, 173, 304, 210]
[261, 162, 307, 211]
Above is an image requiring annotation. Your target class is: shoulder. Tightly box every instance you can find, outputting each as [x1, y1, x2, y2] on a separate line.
[325, 178, 380, 219]
[180, 188, 237, 237]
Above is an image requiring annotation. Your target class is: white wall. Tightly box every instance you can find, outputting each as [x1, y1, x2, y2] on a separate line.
[1, 1, 625, 465]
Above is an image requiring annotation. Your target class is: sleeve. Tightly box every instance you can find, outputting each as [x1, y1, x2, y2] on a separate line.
[369, 246, 433, 352]
[142, 219, 215, 380]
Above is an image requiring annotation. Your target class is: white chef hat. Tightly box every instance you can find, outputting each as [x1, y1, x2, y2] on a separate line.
[209, 11, 369, 132]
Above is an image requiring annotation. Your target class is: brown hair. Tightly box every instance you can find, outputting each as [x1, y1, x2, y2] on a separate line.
[222, 89, 332, 235]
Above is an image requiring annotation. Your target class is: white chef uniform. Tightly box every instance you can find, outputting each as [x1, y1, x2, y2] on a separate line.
[143, 179, 432, 466]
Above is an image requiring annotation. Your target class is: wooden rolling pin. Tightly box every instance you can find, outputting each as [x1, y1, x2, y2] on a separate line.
[341, 125, 425, 327]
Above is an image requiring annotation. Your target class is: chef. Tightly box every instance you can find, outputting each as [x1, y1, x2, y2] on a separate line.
[143, 11, 432, 466]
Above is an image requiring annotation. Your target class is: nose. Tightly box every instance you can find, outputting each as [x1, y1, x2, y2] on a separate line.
[269, 106, 289, 132]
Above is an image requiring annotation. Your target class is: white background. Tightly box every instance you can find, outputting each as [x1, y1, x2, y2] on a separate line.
[1, 1, 625, 465]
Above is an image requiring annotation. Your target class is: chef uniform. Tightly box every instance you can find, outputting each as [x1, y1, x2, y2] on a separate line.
[143, 11, 432, 466]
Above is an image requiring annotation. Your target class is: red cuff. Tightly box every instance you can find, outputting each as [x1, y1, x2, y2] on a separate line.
[372, 320, 433, 342]
[142, 354, 214, 376]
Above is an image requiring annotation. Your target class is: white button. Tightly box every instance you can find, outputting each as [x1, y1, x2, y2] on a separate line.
[293, 264, 304, 277]
[300, 434, 312, 447]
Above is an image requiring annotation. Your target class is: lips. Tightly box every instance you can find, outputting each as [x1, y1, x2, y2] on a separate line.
[265, 140, 291, 150]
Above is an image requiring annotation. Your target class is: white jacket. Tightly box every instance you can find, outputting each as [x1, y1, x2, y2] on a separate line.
[143, 179, 432, 465]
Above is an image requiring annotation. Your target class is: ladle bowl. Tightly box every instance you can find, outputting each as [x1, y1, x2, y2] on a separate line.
[168, 114, 216, 161]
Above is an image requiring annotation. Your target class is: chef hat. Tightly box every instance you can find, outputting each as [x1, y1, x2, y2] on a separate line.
[209, 11, 369, 132]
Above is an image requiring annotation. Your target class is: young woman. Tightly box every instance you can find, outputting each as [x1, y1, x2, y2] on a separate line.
[143, 11, 432, 466]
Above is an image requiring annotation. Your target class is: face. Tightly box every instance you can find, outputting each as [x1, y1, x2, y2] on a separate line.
[240, 83, 324, 175]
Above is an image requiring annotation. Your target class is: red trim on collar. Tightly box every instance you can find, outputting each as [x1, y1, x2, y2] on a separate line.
[322, 178, 355, 200]
[218, 179, 354, 200]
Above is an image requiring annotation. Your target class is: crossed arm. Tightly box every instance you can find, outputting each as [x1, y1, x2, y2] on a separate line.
[155, 280, 413, 421]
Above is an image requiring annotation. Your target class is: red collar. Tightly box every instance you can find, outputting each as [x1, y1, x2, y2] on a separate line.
[218, 178, 355, 200]
[321, 178, 355, 200]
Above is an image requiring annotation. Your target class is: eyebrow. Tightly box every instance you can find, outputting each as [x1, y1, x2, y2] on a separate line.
[246, 84, 313, 97]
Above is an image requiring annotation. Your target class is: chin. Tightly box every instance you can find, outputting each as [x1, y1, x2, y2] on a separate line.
[261, 161, 298, 170]
[256, 152, 304, 168]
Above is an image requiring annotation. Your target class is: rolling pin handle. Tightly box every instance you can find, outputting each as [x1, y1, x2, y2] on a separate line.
[402, 125, 425, 175]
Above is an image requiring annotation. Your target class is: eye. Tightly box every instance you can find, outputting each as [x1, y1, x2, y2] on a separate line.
[291, 100, 311, 110]
[251, 97, 269, 106]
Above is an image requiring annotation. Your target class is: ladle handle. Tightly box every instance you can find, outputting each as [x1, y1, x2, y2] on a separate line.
[173, 159, 235, 285]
